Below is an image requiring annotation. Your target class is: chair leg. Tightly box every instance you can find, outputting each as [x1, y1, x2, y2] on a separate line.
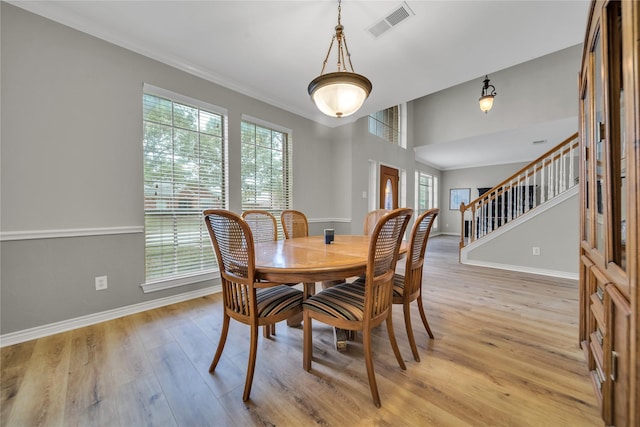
[209, 314, 230, 373]
[242, 324, 259, 401]
[404, 302, 420, 362]
[362, 328, 381, 408]
[417, 297, 434, 339]
[386, 315, 407, 371]
[303, 310, 312, 371]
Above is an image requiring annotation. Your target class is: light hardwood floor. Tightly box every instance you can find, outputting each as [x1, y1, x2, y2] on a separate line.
[1, 236, 602, 426]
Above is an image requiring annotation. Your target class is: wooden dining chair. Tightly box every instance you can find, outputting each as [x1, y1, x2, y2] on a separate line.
[242, 210, 280, 337]
[280, 209, 316, 298]
[363, 208, 390, 235]
[242, 210, 278, 242]
[281, 209, 309, 239]
[392, 208, 439, 362]
[203, 209, 303, 402]
[302, 207, 413, 408]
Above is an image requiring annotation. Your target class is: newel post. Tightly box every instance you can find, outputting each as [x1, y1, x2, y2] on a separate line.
[459, 202, 466, 261]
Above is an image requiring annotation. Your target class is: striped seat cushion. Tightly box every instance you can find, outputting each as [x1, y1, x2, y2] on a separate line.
[302, 281, 365, 321]
[256, 286, 303, 317]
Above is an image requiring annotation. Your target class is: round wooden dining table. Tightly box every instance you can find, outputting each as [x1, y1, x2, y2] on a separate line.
[253, 235, 374, 284]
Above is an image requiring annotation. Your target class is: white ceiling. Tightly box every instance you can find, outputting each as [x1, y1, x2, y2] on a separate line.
[9, 0, 590, 169]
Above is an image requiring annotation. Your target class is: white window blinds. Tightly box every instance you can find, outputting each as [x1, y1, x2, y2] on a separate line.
[240, 118, 292, 237]
[143, 87, 227, 283]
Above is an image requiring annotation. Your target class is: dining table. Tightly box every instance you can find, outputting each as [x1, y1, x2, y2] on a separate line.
[253, 234, 406, 350]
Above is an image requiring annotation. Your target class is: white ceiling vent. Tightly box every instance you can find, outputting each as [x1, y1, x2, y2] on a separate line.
[367, 2, 415, 38]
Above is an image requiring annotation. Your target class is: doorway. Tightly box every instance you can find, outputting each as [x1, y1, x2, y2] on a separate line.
[379, 165, 399, 210]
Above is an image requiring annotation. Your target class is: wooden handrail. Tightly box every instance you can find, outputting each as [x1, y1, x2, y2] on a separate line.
[459, 132, 579, 252]
[463, 132, 578, 209]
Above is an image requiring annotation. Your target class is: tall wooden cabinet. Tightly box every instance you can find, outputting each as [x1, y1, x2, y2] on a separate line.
[578, 1, 639, 425]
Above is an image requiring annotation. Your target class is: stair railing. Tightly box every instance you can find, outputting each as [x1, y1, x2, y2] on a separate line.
[459, 132, 579, 251]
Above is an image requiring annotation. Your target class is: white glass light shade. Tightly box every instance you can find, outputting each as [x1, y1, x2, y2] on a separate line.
[479, 95, 494, 113]
[308, 72, 372, 118]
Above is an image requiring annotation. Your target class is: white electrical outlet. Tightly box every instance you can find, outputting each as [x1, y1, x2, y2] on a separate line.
[532, 247, 541, 256]
[95, 275, 108, 290]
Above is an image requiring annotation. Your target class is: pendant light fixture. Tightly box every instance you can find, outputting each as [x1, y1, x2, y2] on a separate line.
[479, 75, 497, 113]
[308, 0, 372, 118]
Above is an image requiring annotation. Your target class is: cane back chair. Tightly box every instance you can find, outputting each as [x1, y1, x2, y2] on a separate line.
[281, 210, 309, 240]
[302, 207, 412, 407]
[363, 208, 390, 235]
[392, 208, 439, 362]
[242, 210, 280, 337]
[203, 209, 303, 401]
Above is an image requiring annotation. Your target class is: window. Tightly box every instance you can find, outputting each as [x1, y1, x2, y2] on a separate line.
[143, 85, 227, 287]
[417, 171, 438, 220]
[241, 117, 292, 237]
[369, 105, 404, 146]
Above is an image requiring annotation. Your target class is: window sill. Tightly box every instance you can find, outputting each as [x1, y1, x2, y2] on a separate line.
[141, 270, 219, 293]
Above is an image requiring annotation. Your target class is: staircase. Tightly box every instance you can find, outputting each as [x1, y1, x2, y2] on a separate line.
[458, 132, 579, 259]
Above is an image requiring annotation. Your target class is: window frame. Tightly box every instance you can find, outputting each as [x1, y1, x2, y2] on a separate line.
[141, 84, 228, 293]
[368, 103, 407, 148]
[240, 115, 293, 238]
[416, 171, 438, 226]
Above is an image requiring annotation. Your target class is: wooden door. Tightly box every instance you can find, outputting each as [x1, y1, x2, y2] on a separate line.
[379, 165, 398, 210]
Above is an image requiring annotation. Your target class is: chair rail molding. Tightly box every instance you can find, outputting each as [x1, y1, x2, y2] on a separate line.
[0, 226, 144, 241]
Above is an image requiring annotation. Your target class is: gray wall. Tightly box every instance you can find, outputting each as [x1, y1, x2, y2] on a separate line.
[464, 192, 579, 276]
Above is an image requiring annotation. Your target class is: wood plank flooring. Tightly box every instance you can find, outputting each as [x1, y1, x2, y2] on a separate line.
[1, 236, 602, 426]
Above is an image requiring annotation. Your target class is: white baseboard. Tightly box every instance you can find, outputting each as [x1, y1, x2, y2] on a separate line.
[462, 259, 578, 280]
[0, 285, 221, 348]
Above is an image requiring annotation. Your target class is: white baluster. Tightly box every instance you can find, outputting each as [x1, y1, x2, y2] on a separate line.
[554, 156, 557, 197]
[569, 142, 576, 188]
[532, 163, 538, 208]
[540, 159, 549, 203]
[517, 178, 522, 216]
[560, 150, 567, 192]
[525, 172, 528, 213]
[548, 158, 554, 199]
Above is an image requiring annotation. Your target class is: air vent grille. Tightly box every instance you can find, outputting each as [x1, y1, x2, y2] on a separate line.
[367, 2, 415, 38]
[386, 6, 410, 26]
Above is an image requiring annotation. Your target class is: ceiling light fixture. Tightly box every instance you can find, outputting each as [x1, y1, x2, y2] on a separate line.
[479, 75, 497, 113]
[308, 0, 372, 118]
